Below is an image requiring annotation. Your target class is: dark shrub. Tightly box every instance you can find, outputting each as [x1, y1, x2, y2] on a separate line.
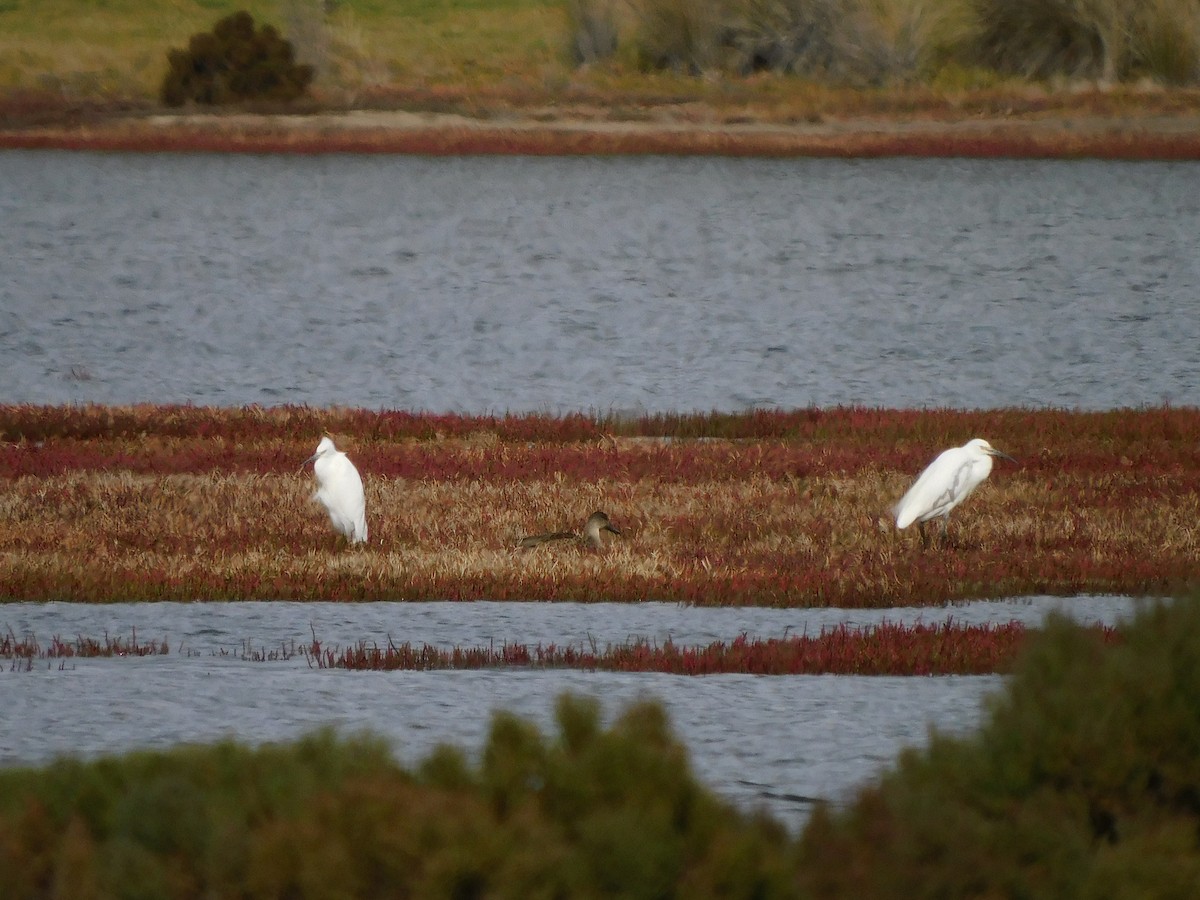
[0, 701, 797, 898]
[797, 596, 1200, 897]
[160, 11, 314, 107]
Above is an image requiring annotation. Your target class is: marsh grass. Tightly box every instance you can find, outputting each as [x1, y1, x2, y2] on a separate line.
[0, 621, 1063, 674]
[0, 621, 1067, 674]
[1, 405, 1196, 605]
[310, 621, 1113, 675]
[0, 628, 167, 662]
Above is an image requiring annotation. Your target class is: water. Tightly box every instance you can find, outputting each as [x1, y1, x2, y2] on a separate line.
[0, 594, 1143, 652]
[0, 596, 1146, 830]
[2, 152, 1198, 412]
[1, 148, 1190, 828]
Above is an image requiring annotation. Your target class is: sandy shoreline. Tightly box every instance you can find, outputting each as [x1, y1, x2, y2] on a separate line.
[4, 106, 1200, 157]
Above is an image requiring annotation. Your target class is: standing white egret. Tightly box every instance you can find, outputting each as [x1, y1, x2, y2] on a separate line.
[302, 436, 368, 545]
[893, 438, 1015, 546]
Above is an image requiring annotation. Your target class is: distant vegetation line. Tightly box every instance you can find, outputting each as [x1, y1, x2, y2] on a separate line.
[1, 0, 1198, 113]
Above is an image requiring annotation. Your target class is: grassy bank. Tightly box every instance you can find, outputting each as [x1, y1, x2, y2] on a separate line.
[3, 0, 1200, 139]
[1, 404, 1196, 605]
[4, 0, 1200, 102]
[4, 598, 1200, 896]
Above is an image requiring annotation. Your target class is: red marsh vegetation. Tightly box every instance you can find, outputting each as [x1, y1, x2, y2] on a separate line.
[0, 622, 1119, 676]
[0, 404, 1196, 606]
[0, 628, 168, 665]
[9, 115, 1200, 159]
[308, 621, 1120, 676]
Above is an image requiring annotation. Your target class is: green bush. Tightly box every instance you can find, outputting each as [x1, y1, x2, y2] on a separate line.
[797, 596, 1200, 897]
[0, 697, 795, 899]
[160, 10, 314, 107]
[7, 597, 1200, 898]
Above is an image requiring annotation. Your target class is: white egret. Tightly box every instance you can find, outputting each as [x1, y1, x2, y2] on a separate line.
[301, 436, 368, 545]
[518, 511, 622, 550]
[893, 438, 1015, 546]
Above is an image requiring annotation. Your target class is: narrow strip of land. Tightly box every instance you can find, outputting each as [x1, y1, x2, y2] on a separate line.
[2, 406, 1196, 605]
[6, 107, 1200, 157]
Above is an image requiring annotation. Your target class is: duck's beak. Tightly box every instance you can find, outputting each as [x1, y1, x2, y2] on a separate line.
[604, 523, 622, 536]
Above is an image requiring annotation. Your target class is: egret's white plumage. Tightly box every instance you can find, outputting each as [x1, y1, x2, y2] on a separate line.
[302, 436, 368, 545]
[893, 438, 1014, 541]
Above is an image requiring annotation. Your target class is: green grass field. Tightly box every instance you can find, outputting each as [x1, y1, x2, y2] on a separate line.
[0, 0, 568, 98]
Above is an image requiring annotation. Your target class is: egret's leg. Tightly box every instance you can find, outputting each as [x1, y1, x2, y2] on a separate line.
[938, 517, 949, 548]
[918, 521, 929, 549]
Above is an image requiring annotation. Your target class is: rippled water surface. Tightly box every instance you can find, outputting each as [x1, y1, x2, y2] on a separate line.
[1, 596, 1146, 829]
[3, 152, 1198, 411]
[2, 149, 1191, 829]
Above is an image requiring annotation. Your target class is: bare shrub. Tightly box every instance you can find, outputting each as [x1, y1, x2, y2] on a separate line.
[970, 0, 1110, 80]
[323, 6, 393, 96]
[280, 0, 332, 80]
[970, 0, 1200, 83]
[1131, 0, 1200, 84]
[720, 0, 894, 82]
[628, 0, 907, 82]
[566, 0, 621, 64]
[631, 0, 726, 73]
[863, 0, 977, 78]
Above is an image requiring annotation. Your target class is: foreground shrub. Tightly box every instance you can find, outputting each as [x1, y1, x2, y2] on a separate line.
[797, 596, 1200, 897]
[0, 696, 795, 899]
[160, 11, 314, 106]
[7, 600, 1200, 896]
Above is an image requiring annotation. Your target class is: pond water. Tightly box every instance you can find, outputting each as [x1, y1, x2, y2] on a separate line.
[3, 152, 1198, 412]
[0, 595, 1147, 830]
[2, 149, 1191, 829]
